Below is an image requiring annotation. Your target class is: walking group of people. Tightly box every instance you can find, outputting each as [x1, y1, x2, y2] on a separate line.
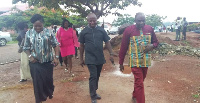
[174, 17, 188, 41]
[16, 12, 159, 103]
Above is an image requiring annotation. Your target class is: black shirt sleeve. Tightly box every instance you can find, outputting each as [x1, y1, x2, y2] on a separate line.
[79, 31, 85, 44]
[102, 29, 110, 42]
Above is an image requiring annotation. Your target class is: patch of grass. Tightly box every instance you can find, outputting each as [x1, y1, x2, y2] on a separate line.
[193, 94, 199, 98]
[7, 40, 18, 44]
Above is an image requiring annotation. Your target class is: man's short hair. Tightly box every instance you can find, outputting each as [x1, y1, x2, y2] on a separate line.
[87, 13, 97, 20]
[135, 12, 145, 19]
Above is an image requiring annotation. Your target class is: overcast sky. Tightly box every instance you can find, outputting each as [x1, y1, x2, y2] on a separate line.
[100, 0, 200, 23]
[1, 0, 199, 23]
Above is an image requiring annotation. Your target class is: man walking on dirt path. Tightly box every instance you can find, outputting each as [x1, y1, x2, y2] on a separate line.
[79, 13, 116, 103]
[17, 22, 31, 82]
[119, 12, 159, 103]
[182, 17, 188, 40]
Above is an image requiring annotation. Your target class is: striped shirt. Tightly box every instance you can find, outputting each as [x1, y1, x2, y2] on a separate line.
[23, 28, 59, 63]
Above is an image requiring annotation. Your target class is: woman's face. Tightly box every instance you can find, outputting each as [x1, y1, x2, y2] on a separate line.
[33, 21, 43, 33]
[64, 21, 69, 28]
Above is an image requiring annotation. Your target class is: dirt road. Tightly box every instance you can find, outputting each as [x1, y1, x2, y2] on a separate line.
[0, 32, 200, 103]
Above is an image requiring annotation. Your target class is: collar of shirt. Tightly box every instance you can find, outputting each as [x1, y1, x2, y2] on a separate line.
[87, 25, 97, 29]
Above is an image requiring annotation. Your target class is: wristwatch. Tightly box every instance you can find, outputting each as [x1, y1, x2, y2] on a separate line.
[55, 55, 59, 59]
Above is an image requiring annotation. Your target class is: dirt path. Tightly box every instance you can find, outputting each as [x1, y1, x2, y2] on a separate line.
[0, 32, 200, 103]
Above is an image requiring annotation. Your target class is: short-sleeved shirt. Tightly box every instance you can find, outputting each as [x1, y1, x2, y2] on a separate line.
[79, 26, 110, 65]
[23, 28, 59, 63]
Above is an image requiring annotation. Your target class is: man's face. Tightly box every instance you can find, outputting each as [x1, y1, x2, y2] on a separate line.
[135, 15, 145, 29]
[87, 17, 97, 28]
[33, 21, 43, 33]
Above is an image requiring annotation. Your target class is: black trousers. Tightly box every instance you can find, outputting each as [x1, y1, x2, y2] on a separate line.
[59, 52, 63, 64]
[29, 62, 54, 103]
[87, 64, 103, 99]
[75, 47, 78, 57]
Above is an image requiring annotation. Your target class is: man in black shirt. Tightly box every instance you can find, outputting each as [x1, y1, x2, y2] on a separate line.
[79, 13, 116, 103]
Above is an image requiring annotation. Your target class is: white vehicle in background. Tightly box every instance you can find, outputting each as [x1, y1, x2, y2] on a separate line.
[0, 31, 12, 46]
[108, 27, 118, 35]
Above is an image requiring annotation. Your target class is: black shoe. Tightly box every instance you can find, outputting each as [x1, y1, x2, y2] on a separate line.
[91, 99, 97, 103]
[132, 97, 137, 103]
[19, 79, 27, 82]
[96, 94, 101, 99]
[49, 95, 53, 99]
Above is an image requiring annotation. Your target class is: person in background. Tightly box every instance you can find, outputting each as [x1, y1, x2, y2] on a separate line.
[52, 25, 58, 34]
[53, 25, 63, 66]
[17, 22, 31, 82]
[182, 17, 188, 40]
[171, 24, 174, 32]
[175, 17, 182, 41]
[56, 19, 79, 74]
[163, 25, 166, 33]
[73, 25, 80, 59]
[23, 14, 59, 103]
[79, 13, 116, 103]
[119, 12, 159, 103]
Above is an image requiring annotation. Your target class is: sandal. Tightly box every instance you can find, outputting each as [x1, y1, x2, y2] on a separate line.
[65, 68, 68, 72]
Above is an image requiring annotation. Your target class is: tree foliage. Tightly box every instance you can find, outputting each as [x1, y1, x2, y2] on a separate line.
[112, 14, 134, 26]
[0, 7, 87, 30]
[145, 14, 166, 28]
[12, 0, 142, 19]
[112, 14, 166, 28]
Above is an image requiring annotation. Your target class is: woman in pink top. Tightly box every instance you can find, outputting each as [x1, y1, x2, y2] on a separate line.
[56, 19, 79, 73]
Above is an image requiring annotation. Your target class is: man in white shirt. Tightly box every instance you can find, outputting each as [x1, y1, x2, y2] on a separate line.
[175, 17, 182, 41]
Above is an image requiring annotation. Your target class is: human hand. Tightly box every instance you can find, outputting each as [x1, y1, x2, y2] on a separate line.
[29, 56, 37, 63]
[18, 48, 23, 53]
[52, 58, 59, 67]
[80, 59, 85, 67]
[119, 65, 124, 72]
[143, 44, 154, 53]
[110, 52, 117, 65]
[110, 56, 115, 65]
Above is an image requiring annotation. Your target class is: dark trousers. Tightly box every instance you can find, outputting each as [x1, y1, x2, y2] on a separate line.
[182, 28, 187, 40]
[87, 64, 103, 99]
[75, 47, 78, 57]
[29, 62, 54, 103]
[176, 29, 181, 40]
[132, 67, 148, 103]
[59, 52, 63, 65]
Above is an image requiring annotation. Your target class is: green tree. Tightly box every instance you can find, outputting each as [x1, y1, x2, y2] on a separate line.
[112, 14, 134, 26]
[12, 0, 142, 19]
[145, 14, 166, 28]
[0, 7, 87, 30]
[67, 15, 87, 27]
